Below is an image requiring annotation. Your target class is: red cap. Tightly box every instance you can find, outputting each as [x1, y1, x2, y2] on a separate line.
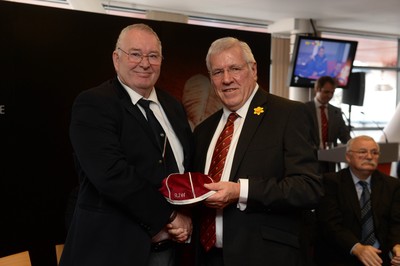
[159, 172, 215, 205]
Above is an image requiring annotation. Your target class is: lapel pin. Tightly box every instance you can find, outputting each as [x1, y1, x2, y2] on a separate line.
[253, 106, 264, 115]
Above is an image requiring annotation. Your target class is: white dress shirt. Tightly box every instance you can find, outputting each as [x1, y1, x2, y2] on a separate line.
[119, 77, 184, 174]
[204, 85, 259, 247]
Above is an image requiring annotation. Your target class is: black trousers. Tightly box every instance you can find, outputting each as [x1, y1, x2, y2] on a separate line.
[202, 248, 223, 266]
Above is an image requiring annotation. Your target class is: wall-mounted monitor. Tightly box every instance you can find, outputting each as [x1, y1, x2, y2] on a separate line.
[288, 35, 358, 89]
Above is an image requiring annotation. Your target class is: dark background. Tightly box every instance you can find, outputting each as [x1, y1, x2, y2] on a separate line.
[0, 1, 270, 265]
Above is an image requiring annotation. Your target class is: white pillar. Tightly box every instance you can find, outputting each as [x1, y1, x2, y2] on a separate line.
[381, 103, 400, 176]
[269, 18, 315, 102]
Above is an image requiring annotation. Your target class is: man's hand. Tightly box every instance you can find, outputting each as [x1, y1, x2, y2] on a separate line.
[203, 181, 240, 209]
[391, 244, 400, 266]
[166, 211, 192, 243]
[151, 228, 170, 243]
[352, 243, 382, 266]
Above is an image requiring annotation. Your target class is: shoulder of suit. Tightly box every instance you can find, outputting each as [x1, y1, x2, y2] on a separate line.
[155, 87, 181, 104]
[328, 103, 341, 110]
[324, 168, 349, 182]
[373, 170, 400, 185]
[76, 78, 118, 100]
[193, 109, 222, 133]
[263, 92, 303, 108]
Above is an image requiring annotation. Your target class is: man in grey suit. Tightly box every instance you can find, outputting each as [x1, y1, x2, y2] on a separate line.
[305, 76, 351, 173]
[193, 37, 323, 266]
[60, 24, 193, 266]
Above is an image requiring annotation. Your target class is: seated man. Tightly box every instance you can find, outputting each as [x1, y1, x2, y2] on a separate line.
[315, 135, 400, 266]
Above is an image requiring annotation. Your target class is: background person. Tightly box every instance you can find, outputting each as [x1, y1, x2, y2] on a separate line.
[60, 23, 193, 266]
[193, 37, 323, 266]
[315, 135, 400, 266]
[305, 75, 351, 173]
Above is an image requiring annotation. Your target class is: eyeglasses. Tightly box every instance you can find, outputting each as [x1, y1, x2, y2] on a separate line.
[348, 149, 380, 157]
[210, 64, 248, 79]
[117, 47, 163, 65]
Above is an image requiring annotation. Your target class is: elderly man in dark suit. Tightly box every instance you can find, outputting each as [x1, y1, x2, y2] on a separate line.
[305, 76, 351, 173]
[315, 135, 400, 266]
[60, 23, 193, 266]
[192, 37, 323, 266]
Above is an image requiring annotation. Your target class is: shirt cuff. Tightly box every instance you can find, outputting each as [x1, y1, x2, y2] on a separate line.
[350, 243, 360, 255]
[237, 178, 249, 211]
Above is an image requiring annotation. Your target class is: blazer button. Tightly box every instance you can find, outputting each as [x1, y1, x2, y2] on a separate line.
[158, 159, 163, 164]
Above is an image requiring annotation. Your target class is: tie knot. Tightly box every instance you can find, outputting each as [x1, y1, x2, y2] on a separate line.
[359, 181, 368, 189]
[228, 112, 238, 123]
[138, 98, 151, 109]
[320, 105, 326, 110]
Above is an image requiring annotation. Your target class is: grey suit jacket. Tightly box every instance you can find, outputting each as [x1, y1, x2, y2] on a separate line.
[193, 88, 323, 266]
[305, 101, 351, 148]
[305, 101, 351, 173]
[60, 77, 193, 266]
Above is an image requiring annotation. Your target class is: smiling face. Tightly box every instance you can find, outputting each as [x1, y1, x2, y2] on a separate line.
[208, 44, 257, 112]
[112, 26, 162, 97]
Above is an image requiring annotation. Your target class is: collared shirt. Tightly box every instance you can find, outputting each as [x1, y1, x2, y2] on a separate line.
[204, 84, 258, 247]
[313, 97, 329, 150]
[349, 169, 380, 250]
[118, 77, 184, 174]
[350, 169, 372, 200]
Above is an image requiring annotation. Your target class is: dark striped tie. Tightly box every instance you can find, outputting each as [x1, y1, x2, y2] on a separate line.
[359, 181, 376, 245]
[200, 112, 238, 252]
[320, 105, 328, 149]
[138, 99, 179, 174]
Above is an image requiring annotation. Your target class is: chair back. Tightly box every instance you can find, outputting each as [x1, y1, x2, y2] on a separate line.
[0, 251, 31, 266]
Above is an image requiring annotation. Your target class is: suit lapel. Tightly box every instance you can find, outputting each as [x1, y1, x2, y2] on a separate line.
[342, 169, 362, 222]
[197, 110, 223, 172]
[370, 172, 383, 228]
[114, 79, 162, 151]
[327, 104, 340, 143]
[158, 91, 191, 161]
[230, 89, 268, 181]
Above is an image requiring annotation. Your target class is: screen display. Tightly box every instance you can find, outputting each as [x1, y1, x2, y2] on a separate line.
[288, 36, 358, 89]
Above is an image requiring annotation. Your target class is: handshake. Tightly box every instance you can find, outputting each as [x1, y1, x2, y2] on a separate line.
[153, 172, 215, 243]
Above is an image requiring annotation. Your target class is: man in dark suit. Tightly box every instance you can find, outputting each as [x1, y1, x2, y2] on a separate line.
[315, 135, 400, 266]
[60, 23, 193, 266]
[305, 76, 351, 173]
[193, 37, 323, 266]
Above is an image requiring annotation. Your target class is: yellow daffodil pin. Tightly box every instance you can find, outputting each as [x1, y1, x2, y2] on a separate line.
[253, 106, 264, 115]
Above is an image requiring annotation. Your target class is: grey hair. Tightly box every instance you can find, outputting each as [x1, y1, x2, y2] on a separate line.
[346, 135, 379, 152]
[115, 23, 162, 54]
[205, 37, 256, 71]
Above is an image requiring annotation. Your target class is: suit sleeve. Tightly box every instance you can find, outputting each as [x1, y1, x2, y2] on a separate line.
[247, 102, 323, 211]
[334, 107, 351, 144]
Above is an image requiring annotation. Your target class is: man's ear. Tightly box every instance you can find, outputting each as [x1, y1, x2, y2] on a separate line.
[345, 152, 351, 163]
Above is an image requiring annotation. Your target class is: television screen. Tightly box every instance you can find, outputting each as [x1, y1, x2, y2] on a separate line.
[288, 35, 358, 89]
